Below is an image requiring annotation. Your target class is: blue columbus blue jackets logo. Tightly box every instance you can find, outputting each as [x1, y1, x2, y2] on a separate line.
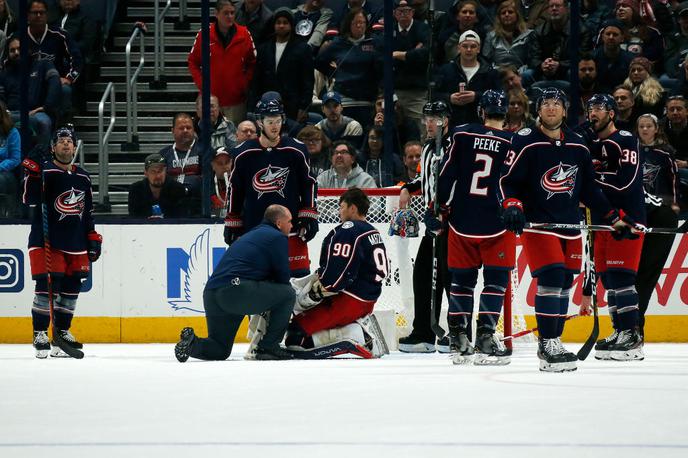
[541, 162, 578, 199]
[54, 188, 86, 220]
[252, 164, 290, 198]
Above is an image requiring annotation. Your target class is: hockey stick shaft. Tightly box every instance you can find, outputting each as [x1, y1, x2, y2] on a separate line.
[577, 209, 599, 361]
[501, 314, 579, 341]
[429, 119, 445, 339]
[525, 220, 688, 235]
[40, 169, 54, 334]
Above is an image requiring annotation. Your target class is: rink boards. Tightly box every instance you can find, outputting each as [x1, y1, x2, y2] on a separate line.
[1, 223, 688, 343]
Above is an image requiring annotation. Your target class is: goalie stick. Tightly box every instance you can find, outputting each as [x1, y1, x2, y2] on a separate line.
[577, 208, 598, 361]
[525, 220, 688, 235]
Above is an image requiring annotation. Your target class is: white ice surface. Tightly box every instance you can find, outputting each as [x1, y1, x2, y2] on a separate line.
[1, 343, 687, 458]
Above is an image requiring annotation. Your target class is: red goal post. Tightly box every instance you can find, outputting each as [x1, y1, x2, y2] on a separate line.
[314, 188, 533, 349]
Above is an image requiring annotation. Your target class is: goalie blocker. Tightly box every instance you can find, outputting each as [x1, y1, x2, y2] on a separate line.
[285, 188, 390, 358]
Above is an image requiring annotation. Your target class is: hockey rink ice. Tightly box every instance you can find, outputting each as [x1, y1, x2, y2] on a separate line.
[1, 343, 687, 458]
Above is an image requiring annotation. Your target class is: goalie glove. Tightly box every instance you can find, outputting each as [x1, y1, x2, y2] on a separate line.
[308, 278, 337, 302]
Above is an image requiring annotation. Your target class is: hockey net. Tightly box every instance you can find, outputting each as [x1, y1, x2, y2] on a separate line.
[314, 188, 534, 350]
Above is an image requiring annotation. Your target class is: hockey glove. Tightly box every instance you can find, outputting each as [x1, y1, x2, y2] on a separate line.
[224, 214, 244, 246]
[604, 209, 639, 241]
[502, 199, 525, 235]
[87, 231, 103, 262]
[21, 158, 41, 177]
[307, 278, 337, 303]
[296, 208, 319, 242]
[423, 208, 443, 237]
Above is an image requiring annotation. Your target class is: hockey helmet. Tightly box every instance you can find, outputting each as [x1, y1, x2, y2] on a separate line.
[52, 124, 77, 146]
[478, 89, 508, 117]
[422, 100, 450, 118]
[388, 208, 420, 238]
[536, 87, 569, 112]
[586, 93, 618, 116]
[256, 91, 285, 119]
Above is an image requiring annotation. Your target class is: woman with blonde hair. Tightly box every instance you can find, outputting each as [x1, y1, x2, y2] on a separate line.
[503, 89, 534, 132]
[622, 56, 665, 117]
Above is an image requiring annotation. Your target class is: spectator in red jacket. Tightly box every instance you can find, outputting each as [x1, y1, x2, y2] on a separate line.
[188, 0, 257, 124]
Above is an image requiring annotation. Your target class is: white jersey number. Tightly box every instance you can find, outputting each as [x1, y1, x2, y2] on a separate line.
[469, 153, 493, 196]
[373, 247, 388, 283]
[332, 242, 352, 258]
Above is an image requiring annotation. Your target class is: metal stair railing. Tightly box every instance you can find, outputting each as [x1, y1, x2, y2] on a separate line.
[150, 0, 173, 89]
[122, 25, 145, 151]
[97, 82, 117, 212]
[176, 0, 190, 30]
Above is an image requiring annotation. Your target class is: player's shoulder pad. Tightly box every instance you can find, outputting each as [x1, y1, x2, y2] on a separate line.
[516, 127, 532, 136]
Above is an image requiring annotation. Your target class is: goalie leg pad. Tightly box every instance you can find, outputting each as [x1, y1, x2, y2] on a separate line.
[357, 314, 390, 357]
[312, 323, 365, 348]
[244, 313, 269, 360]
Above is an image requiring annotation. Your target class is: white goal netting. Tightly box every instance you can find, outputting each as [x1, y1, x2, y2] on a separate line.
[312, 188, 534, 349]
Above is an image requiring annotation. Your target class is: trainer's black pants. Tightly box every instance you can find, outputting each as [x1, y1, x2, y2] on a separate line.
[411, 232, 450, 342]
[636, 205, 678, 337]
[190, 278, 295, 360]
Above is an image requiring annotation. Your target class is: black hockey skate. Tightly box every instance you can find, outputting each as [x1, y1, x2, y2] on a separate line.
[254, 345, 295, 360]
[436, 336, 452, 354]
[450, 331, 474, 365]
[594, 330, 619, 360]
[474, 329, 511, 366]
[52, 329, 84, 359]
[537, 337, 577, 372]
[398, 334, 436, 353]
[609, 329, 644, 361]
[33, 330, 50, 359]
[175, 327, 197, 363]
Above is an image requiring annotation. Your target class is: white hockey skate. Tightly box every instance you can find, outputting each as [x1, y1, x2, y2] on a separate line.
[33, 331, 50, 359]
[538, 338, 577, 372]
[609, 329, 644, 361]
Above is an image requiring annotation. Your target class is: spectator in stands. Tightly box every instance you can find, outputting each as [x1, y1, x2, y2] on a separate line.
[210, 146, 233, 217]
[399, 140, 422, 183]
[315, 7, 383, 127]
[0, 101, 19, 218]
[519, 0, 549, 29]
[194, 94, 237, 150]
[359, 126, 405, 187]
[663, 96, 688, 170]
[504, 88, 535, 131]
[663, 2, 688, 83]
[253, 8, 314, 123]
[581, 0, 612, 35]
[481, 0, 536, 84]
[0, 0, 15, 61]
[235, 119, 258, 143]
[498, 63, 524, 91]
[235, 0, 274, 46]
[613, 85, 639, 131]
[26, 0, 82, 120]
[674, 54, 688, 98]
[623, 56, 666, 118]
[188, 0, 256, 125]
[159, 113, 202, 199]
[296, 125, 331, 180]
[0, 36, 61, 147]
[593, 19, 635, 93]
[531, 0, 591, 91]
[293, 0, 334, 50]
[329, 0, 382, 37]
[638, 113, 679, 211]
[317, 140, 377, 188]
[439, 0, 486, 64]
[127, 153, 192, 219]
[613, 0, 664, 68]
[390, 0, 431, 130]
[373, 93, 421, 148]
[316, 91, 363, 146]
[577, 55, 600, 120]
[435, 30, 501, 127]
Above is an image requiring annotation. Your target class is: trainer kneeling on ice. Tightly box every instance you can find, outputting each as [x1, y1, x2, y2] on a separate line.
[175, 205, 296, 362]
[286, 188, 390, 359]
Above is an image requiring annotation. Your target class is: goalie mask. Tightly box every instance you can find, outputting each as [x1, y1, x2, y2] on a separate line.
[388, 208, 420, 238]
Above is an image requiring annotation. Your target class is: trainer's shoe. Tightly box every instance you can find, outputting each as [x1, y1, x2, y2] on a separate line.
[255, 345, 295, 360]
[594, 330, 619, 360]
[398, 334, 435, 353]
[538, 337, 577, 372]
[436, 336, 452, 353]
[474, 330, 511, 366]
[609, 329, 644, 361]
[51, 329, 83, 357]
[33, 331, 50, 359]
[451, 332, 474, 365]
[175, 327, 197, 363]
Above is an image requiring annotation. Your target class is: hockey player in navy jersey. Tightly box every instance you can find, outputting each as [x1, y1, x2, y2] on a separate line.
[585, 94, 646, 361]
[499, 88, 632, 372]
[285, 188, 389, 359]
[21, 126, 102, 359]
[225, 93, 318, 277]
[435, 90, 514, 365]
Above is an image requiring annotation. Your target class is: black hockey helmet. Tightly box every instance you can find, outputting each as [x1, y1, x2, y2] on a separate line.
[536, 87, 569, 112]
[52, 124, 77, 146]
[586, 93, 618, 116]
[256, 91, 285, 118]
[478, 89, 508, 117]
[422, 100, 449, 117]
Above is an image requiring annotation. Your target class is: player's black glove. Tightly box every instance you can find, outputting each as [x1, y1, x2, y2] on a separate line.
[224, 214, 244, 246]
[502, 199, 525, 235]
[604, 209, 639, 241]
[296, 208, 319, 242]
[423, 208, 443, 237]
[87, 231, 103, 262]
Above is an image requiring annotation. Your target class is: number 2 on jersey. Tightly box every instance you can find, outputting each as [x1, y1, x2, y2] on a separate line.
[469, 153, 493, 196]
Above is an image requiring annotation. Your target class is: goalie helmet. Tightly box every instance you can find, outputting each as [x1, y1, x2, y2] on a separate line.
[388, 208, 420, 238]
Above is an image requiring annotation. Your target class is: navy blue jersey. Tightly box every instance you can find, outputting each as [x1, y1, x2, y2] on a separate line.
[592, 129, 646, 225]
[642, 145, 678, 206]
[499, 127, 613, 238]
[23, 161, 95, 252]
[438, 124, 512, 236]
[228, 137, 317, 232]
[318, 220, 388, 302]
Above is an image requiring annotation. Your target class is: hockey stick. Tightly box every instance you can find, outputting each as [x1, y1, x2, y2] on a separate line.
[430, 118, 445, 339]
[40, 169, 84, 359]
[525, 220, 688, 235]
[577, 208, 598, 361]
[500, 314, 579, 342]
